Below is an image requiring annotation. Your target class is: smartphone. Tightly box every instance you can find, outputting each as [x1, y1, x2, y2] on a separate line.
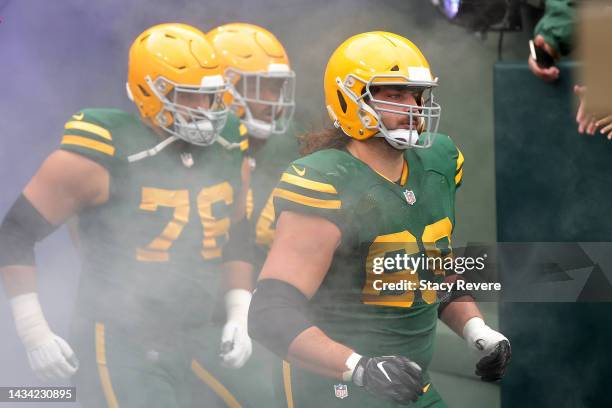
[529, 39, 555, 68]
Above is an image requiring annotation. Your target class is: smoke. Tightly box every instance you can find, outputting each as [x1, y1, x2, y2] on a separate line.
[0, 1, 539, 407]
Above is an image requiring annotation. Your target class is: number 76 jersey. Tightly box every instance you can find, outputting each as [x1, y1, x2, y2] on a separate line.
[59, 108, 247, 330]
[272, 133, 464, 372]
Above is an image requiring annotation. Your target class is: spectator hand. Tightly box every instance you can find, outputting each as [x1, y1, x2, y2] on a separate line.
[528, 35, 560, 82]
[596, 115, 612, 140]
[575, 85, 612, 139]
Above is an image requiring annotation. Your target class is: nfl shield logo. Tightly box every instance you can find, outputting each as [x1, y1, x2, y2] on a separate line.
[334, 384, 349, 399]
[403, 189, 416, 205]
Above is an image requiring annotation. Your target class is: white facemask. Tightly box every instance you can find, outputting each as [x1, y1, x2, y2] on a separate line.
[335, 73, 441, 150]
[146, 75, 230, 146]
[227, 65, 296, 140]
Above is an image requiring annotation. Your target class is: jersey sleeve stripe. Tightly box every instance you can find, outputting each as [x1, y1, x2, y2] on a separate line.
[273, 188, 341, 209]
[239, 139, 249, 151]
[61, 135, 115, 156]
[239, 123, 248, 137]
[456, 148, 464, 171]
[280, 173, 338, 194]
[455, 168, 463, 185]
[64, 121, 112, 141]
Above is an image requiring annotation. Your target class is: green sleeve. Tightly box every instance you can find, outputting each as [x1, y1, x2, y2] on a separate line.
[534, 0, 576, 56]
[425, 134, 463, 189]
[272, 162, 343, 228]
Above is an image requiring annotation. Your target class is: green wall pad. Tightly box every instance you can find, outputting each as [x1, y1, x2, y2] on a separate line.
[494, 62, 612, 408]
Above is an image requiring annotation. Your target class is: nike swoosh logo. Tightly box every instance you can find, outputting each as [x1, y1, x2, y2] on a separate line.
[72, 112, 84, 120]
[291, 165, 306, 176]
[376, 361, 392, 382]
[423, 383, 431, 393]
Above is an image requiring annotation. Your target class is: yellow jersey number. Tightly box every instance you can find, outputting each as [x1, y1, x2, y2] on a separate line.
[362, 217, 453, 308]
[136, 183, 233, 262]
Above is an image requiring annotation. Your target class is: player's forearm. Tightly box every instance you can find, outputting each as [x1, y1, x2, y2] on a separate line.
[439, 296, 483, 337]
[288, 357, 345, 379]
[2, 265, 51, 348]
[222, 260, 254, 292]
[1, 265, 38, 298]
[249, 278, 354, 378]
[287, 326, 354, 379]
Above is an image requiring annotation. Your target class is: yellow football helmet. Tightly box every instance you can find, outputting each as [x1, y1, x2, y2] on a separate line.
[207, 23, 295, 139]
[127, 23, 229, 146]
[324, 31, 440, 149]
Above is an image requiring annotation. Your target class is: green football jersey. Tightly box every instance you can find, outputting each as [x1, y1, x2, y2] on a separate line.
[59, 108, 247, 333]
[245, 124, 301, 270]
[272, 133, 463, 407]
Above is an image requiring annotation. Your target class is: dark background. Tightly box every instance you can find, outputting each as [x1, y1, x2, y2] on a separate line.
[495, 62, 612, 408]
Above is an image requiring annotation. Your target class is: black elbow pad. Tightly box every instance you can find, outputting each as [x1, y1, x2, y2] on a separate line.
[0, 194, 57, 267]
[248, 278, 313, 358]
[437, 276, 475, 318]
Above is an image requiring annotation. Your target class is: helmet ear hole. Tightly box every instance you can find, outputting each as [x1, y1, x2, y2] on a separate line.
[337, 90, 348, 113]
[390, 65, 399, 71]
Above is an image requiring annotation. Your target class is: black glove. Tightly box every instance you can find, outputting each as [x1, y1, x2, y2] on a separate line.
[476, 340, 512, 382]
[352, 355, 425, 404]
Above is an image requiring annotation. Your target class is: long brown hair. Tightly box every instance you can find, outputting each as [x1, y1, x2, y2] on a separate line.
[298, 128, 350, 156]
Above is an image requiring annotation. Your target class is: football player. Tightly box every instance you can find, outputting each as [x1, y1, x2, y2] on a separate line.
[205, 23, 300, 407]
[249, 32, 511, 407]
[0, 23, 253, 407]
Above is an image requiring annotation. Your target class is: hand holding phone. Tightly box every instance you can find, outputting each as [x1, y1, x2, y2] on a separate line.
[528, 36, 560, 82]
[529, 39, 555, 68]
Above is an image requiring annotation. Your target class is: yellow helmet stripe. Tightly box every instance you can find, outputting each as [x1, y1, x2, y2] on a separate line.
[273, 188, 341, 209]
[65, 121, 112, 141]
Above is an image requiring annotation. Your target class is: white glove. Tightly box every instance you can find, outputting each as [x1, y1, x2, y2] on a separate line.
[10, 293, 79, 381]
[220, 289, 252, 369]
[463, 316, 511, 381]
[463, 317, 508, 357]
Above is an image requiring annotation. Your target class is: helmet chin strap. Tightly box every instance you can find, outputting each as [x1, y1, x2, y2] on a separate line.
[127, 135, 179, 163]
[244, 118, 273, 139]
[215, 135, 242, 150]
[375, 129, 420, 150]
